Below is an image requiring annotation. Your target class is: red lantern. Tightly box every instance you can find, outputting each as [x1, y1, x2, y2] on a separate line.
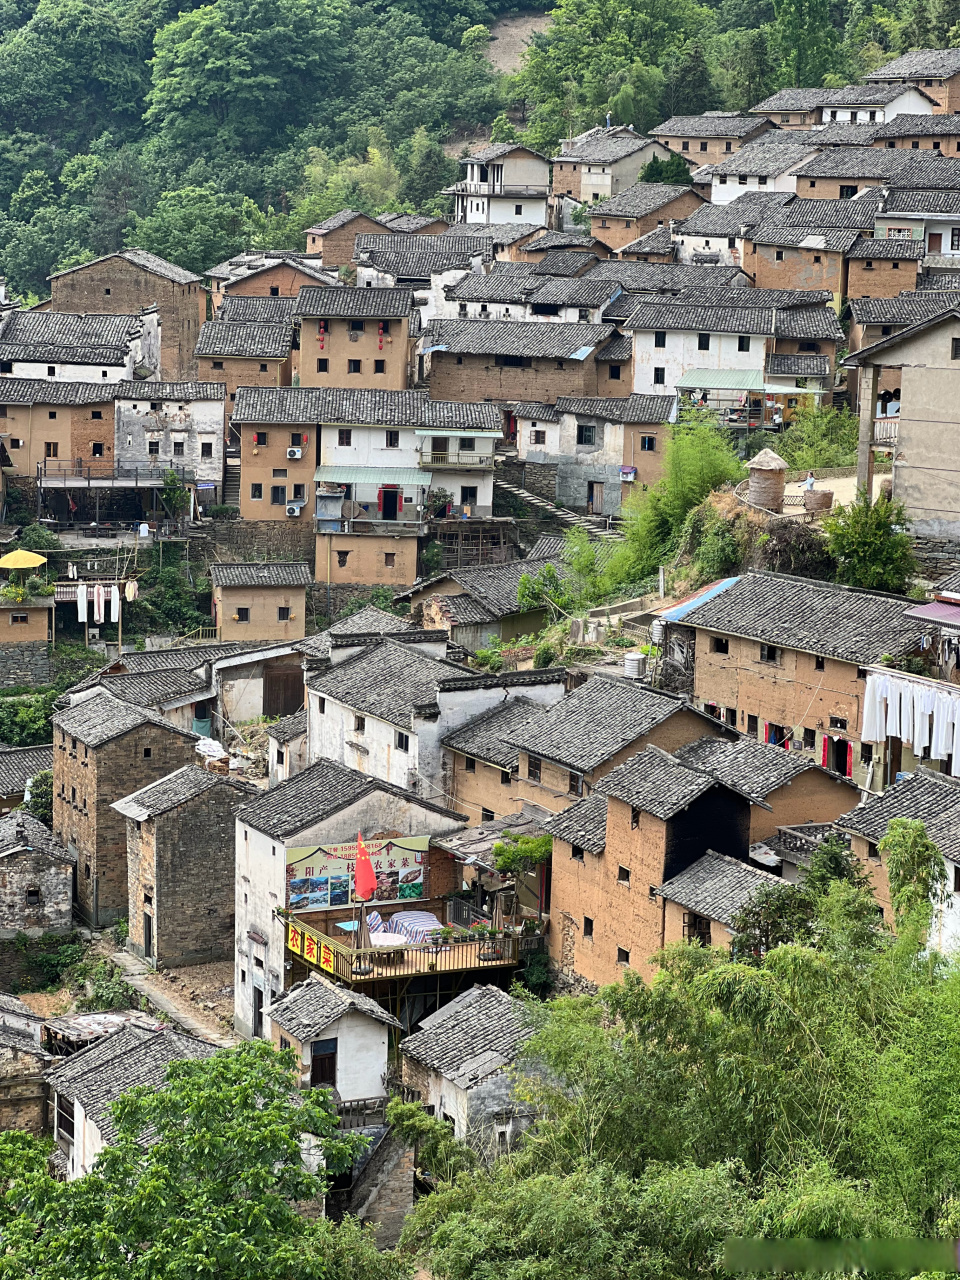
[317, 320, 326, 349]
[378, 321, 384, 351]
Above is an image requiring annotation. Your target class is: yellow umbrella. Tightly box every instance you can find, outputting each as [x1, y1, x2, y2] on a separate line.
[0, 550, 47, 570]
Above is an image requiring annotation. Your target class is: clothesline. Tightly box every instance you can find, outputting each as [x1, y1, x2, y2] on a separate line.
[862, 670, 960, 776]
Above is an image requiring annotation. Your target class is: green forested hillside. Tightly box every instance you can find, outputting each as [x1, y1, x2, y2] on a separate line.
[0, 0, 953, 295]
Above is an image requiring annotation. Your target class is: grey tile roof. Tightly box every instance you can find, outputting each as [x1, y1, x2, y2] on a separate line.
[524, 231, 601, 250]
[423, 319, 615, 359]
[216, 296, 300, 324]
[264, 707, 307, 743]
[0, 810, 72, 863]
[655, 114, 770, 139]
[112, 643, 254, 672]
[766, 353, 831, 376]
[677, 570, 924, 663]
[376, 213, 447, 232]
[879, 188, 960, 214]
[876, 113, 960, 138]
[591, 182, 699, 218]
[269, 975, 400, 1039]
[306, 209, 373, 234]
[624, 300, 843, 340]
[779, 191, 885, 227]
[707, 143, 820, 176]
[53, 689, 198, 748]
[0, 745, 53, 796]
[47, 1025, 217, 1141]
[525, 277, 621, 307]
[232, 386, 500, 430]
[209, 561, 311, 588]
[442, 697, 548, 768]
[672, 734, 848, 802]
[0, 311, 146, 365]
[675, 191, 795, 236]
[114, 381, 226, 400]
[754, 82, 931, 110]
[463, 142, 547, 164]
[936, 566, 960, 594]
[849, 291, 960, 325]
[427, 592, 496, 625]
[400, 984, 533, 1087]
[331, 604, 414, 637]
[356, 233, 481, 258]
[544, 791, 608, 853]
[194, 321, 292, 359]
[803, 122, 884, 145]
[222, 256, 333, 286]
[357, 249, 475, 280]
[0, 380, 113, 406]
[847, 236, 926, 259]
[0, 990, 42, 1020]
[751, 88, 830, 112]
[397, 557, 556, 618]
[836, 768, 960, 859]
[618, 226, 675, 255]
[531, 250, 601, 277]
[595, 744, 717, 818]
[446, 263, 539, 303]
[309, 639, 455, 730]
[657, 850, 781, 924]
[49, 249, 201, 285]
[432, 800, 553, 863]
[554, 131, 652, 162]
[917, 273, 960, 290]
[596, 332, 633, 361]
[99, 668, 210, 707]
[794, 148, 960, 185]
[586, 260, 745, 289]
[438, 223, 545, 245]
[747, 224, 861, 252]
[237, 757, 462, 839]
[294, 286, 413, 318]
[112, 765, 251, 821]
[866, 48, 960, 79]
[506, 675, 691, 772]
[510, 401, 560, 422]
[555, 394, 673, 422]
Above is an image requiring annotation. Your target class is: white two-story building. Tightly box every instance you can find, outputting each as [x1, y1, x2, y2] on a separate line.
[446, 143, 550, 226]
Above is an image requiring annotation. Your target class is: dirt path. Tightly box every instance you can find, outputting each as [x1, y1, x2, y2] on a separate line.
[111, 953, 238, 1047]
[485, 10, 551, 73]
[783, 472, 887, 507]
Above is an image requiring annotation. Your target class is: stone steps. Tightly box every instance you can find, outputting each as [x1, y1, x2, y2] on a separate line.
[493, 479, 623, 541]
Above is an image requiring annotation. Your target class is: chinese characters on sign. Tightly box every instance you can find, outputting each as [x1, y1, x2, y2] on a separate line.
[286, 836, 427, 910]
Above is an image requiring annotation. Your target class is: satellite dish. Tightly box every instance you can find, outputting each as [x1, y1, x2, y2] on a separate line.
[341, 500, 363, 518]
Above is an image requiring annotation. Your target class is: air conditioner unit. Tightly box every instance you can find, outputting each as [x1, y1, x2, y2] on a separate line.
[286, 447, 302, 460]
[285, 504, 302, 518]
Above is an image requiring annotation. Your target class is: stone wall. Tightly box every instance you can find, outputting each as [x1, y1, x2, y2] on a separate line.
[0, 1043, 47, 1134]
[498, 460, 559, 502]
[0, 848, 72, 939]
[0, 642, 50, 687]
[911, 533, 960, 577]
[192, 519, 316, 568]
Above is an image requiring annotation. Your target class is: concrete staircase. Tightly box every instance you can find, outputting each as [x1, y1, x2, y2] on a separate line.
[494, 478, 623, 541]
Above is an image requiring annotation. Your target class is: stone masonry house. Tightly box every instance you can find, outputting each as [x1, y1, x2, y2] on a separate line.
[400, 984, 535, 1156]
[0, 744, 53, 814]
[113, 766, 254, 969]
[0, 991, 49, 1135]
[234, 759, 467, 1038]
[52, 689, 200, 927]
[658, 571, 926, 792]
[268, 974, 400, 1097]
[49, 1024, 217, 1179]
[0, 811, 74, 938]
[588, 183, 704, 250]
[47, 250, 206, 380]
[294, 286, 417, 393]
[209, 562, 312, 642]
[114, 382, 226, 505]
[836, 768, 960, 942]
[422, 319, 618, 404]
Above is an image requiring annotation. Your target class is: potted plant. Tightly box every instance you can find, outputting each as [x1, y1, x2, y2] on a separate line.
[438, 926, 454, 943]
[469, 923, 488, 941]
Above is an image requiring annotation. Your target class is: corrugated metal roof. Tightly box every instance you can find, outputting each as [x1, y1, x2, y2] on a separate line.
[314, 466, 429, 484]
[904, 600, 960, 628]
[675, 369, 765, 390]
[412, 428, 501, 437]
[659, 576, 739, 622]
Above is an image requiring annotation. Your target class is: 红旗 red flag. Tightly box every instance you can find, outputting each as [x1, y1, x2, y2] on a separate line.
[354, 831, 377, 901]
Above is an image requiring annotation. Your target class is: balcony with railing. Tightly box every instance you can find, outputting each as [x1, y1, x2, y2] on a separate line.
[421, 452, 495, 470]
[314, 513, 428, 535]
[37, 461, 196, 488]
[871, 416, 898, 448]
[448, 181, 550, 198]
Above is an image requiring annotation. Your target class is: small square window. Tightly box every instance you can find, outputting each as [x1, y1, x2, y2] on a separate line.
[272, 467, 287, 478]
[698, 333, 710, 351]
[318, 697, 325, 713]
[277, 606, 290, 621]
[829, 715, 848, 731]
[571, 845, 584, 862]
[173, 441, 184, 456]
[354, 715, 365, 733]
[654, 331, 666, 348]
[212, 360, 224, 370]
[10, 613, 27, 625]
[860, 742, 873, 765]
[91, 442, 104, 457]
[465, 757, 476, 773]
[143, 747, 152, 759]
[640, 435, 655, 451]
[201, 441, 213, 458]
[347, 359, 362, 374]
[533, 429, 546, 444]
[374, 359, 386, 374]
[775, 250, 784, 261]
[951, 337, 960, 361]
[482, 808, 494, 821]
[384, 552, 395, 568]
[569, 772, 583, 796]
[254, 431, 268, 445]
[576, 424, 595, 445]
[338, 429, 352, 446]
[813, 254, 822, 264]
[385, 430, 400, 449]
[501, 769, 511, 785]
[583, 916, 593, 938]
[47, 366, 55, 377]
[737, 335, 750, 353]
[815, 655, 825, 671]
[617, 947, 630, 965]
[618, 866, 631, 886]
[396, 731, 410, 752]
[0, 362, 11, 373]
[711, 636, 729, 654]
[48, 411, 56, 420]
[748, 714, 758, 736]
[759, 643, 779, 664]
[527, 756, 541, 782]
[250, 483, 263, 500]
[608, 364, 621, 380]
[236, 608, 250, 622]
[803, 727, 816, 749]
[653, 367, 666, 385]
[148, 440, 160, 455]
[317, 358, 328, 373]
[350, 320, 365, 332]
[25, 887, 39, 906]
[270, 485, 286, 505]
[92, 409, 102, 420]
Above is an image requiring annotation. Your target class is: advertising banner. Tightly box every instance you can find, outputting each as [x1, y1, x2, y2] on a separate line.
[286, 835, 427, 910]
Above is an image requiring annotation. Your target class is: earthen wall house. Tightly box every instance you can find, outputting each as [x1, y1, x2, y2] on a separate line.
[198, 354, 290, 419]
[305, 212, 388, 265]
[209, 562, 311, 642]
[0, 603, 50, 646]
[296, 288, 414, 392]
[590, 190, 703, 250]
[52, 693, 199, 927]
[793, 176, 889, 199]
[846, 256, 923, 299]
[116, 767, 251, 969]
[212, 261, 331, 313]
[0, 389, 114, 477]
[745, 242, 848, 297]
[315, 532, 419, 589]
[0, 1037, 48, 1135]
[236, 419, 315, 521]
[48, 252, 205, 381]
[428, 352, 606, 404]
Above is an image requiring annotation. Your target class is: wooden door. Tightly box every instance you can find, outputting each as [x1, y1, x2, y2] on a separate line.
[264, 670, 303, 717]
[929, 233, 943, 253]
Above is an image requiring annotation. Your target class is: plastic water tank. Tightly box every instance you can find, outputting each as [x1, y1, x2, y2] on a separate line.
[624, 652, 645, 679]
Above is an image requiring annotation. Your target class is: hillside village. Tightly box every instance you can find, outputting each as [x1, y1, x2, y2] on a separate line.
[3, 45, 960, 1275]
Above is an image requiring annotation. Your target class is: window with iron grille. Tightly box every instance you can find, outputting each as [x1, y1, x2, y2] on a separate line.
[683, 912, 712, 946]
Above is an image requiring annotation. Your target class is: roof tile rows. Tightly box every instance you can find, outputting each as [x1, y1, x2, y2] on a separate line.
[208, 562, 312, 588]
[657, 850, 781, 924]
[836, 768, 960, 860]
[442, 698, 549, 769]
[112, 765, 252, 821]
[400, 984, 533, 1087]
[269, 975, 401, 1039]
[232, 386, 500, 429]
